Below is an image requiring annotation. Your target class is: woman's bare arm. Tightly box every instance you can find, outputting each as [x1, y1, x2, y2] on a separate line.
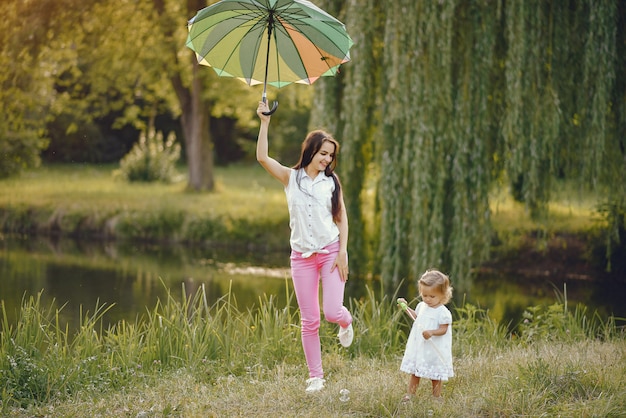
[256, 102, 290, 186]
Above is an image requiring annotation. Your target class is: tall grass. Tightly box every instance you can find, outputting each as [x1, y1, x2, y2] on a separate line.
[1, 283, 624, 416]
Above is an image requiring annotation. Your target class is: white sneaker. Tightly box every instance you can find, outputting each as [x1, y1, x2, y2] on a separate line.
[305, 377, 325, 393]
[338, 323, 354, 347]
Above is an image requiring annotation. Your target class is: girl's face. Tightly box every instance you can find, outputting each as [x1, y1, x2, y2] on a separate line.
[309, 141, 335, 173]
[419, 284, 444, 308]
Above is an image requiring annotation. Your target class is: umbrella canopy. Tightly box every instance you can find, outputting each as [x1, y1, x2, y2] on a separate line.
[186, 0, 353, 111]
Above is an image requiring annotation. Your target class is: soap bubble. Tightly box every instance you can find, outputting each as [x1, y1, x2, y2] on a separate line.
[339, 388, 350, 402]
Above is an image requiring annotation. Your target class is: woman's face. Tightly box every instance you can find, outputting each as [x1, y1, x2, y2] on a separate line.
[309, 141, 336, 172]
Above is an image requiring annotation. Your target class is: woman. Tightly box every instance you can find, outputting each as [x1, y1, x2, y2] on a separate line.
[256, 101, 354, 394]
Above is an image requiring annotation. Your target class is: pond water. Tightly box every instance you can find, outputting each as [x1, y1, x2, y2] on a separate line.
[1, 235, 624, 332]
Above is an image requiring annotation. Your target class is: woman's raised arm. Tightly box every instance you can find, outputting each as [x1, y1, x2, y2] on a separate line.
[256, 101, 290, 186]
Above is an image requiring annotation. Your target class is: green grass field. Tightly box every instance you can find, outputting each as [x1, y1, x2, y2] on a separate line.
[0, 163, 285, 219]
[0, 163, 605, 240]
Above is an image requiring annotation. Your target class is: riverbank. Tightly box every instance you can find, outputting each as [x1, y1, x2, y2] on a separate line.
[0, 164, 291, 250]
[0, 163, 622, 281]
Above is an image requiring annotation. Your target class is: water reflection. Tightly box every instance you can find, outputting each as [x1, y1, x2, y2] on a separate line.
[1, 235, 624, 332]
[0, 236, 295, 330]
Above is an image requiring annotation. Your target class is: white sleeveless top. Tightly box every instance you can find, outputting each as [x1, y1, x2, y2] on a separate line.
[285, 168, 339, 255]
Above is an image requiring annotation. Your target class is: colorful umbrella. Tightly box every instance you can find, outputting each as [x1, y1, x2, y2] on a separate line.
[186, 0, 353, 114]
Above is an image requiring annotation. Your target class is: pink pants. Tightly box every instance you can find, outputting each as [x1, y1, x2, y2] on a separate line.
[290, 241, 352, 379]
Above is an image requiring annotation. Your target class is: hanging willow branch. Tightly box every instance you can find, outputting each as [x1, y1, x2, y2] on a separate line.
[314, 0, 624, 287]
[378, 0, 417, 286]
[308, 0, 345, 134]
[582, 0, 617, 185]
[502, 0, 561, 218]
[336, 0, 379, 275]
[377, 0, 497, 290]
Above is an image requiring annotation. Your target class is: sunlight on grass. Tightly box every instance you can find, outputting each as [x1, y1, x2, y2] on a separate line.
[2, 164, 605, 236]
[489, 182, 604, 235]
[0, 163, 287, 221]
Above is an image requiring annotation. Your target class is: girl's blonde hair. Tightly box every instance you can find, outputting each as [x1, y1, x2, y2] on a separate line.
[418, 269, 453, 304]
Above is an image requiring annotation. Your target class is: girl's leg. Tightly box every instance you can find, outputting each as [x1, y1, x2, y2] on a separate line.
[290, 253, 323, 378]
[402, 374, 420, 402]
[318, 249, 352, 327]
[431, 380, 442, 397]
[408, 375, 420, 395]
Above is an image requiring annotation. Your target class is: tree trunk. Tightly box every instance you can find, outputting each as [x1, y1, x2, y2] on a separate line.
[154, 0, 215, 191]
[181, 61, 214, 191]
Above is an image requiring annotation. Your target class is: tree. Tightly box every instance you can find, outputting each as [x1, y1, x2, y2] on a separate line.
[0, 0, 75, 177]
[6, 0, 257, 189]
[150, 0, 212, 191]
[375, 0, 494, 290]
[149, 0, 260, 190]
[313, 0, 625, 290]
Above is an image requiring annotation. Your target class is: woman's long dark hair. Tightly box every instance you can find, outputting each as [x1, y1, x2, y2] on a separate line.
[292, 130, 343, 223]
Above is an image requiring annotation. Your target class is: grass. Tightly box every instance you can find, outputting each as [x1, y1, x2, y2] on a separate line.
[0, 163, 291, 247]
[1, 285, 624, 417]
[0, 163, 285, 218]
[0, 163, 607, 249]
[0, 163, 604, 228]
[8, 342, 624, 418]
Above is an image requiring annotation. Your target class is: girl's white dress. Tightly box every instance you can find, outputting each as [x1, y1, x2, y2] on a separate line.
[400, 302, 454, 381]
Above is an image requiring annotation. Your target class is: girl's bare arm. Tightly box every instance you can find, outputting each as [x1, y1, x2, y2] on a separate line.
[422, 323, 449, 339]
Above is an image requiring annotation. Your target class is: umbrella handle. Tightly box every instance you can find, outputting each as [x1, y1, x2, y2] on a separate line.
[262, 100, 279, 116]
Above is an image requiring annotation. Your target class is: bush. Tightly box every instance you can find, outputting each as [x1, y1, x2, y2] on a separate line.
[0, 130, 47, 179]
[114, 129, 180, 183]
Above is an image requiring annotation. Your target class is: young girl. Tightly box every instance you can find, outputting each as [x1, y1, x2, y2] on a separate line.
[256, 101, 354, 394]
[397, 269, 454, 400]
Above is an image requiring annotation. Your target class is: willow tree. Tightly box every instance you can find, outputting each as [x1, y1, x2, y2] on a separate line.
[502, 0, 560, 217]
[502, 0, 623, 266]
[336, 0, 381, 276]
[375, 0, 496, 291]
[308, 0, 346, 134]
[311, 0, 624, 288]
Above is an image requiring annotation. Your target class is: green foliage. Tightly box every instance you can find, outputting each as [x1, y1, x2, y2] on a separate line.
[115, 208, 185, 241]
[2, 344, 50, 408]
[245, 288, 301, 368]
[0, 132, 48, 179]
[330, 0, 379, 276]
[114, 129, 181, 183]
[1, 0, 625, 287]
[595, 197, 626, 274]
[373, 0, 495, 290]
[518, 301, 618, 343]
[0, 294, 115, 408]
[318, 0, 625, 292]
[453, 303, 509, 352]
[0, 164, 292, 247]
[348, 286, 407, 357]
[0, 1, 51, 178]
